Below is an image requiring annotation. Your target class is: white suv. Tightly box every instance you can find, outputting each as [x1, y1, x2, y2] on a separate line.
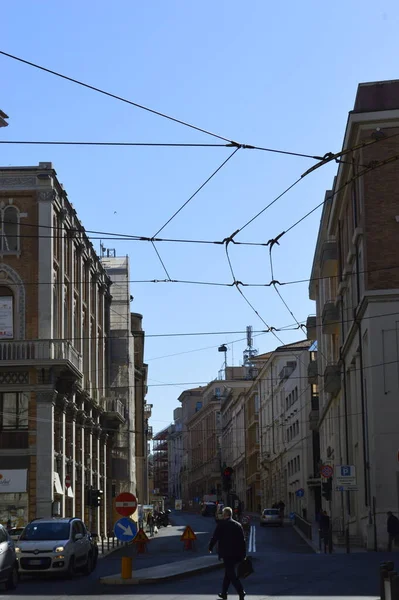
[16, 518, 93, 577]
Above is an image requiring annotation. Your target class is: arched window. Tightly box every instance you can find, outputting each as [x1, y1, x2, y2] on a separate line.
[0, 285, 14, 339]
[1, 206, 19, 253]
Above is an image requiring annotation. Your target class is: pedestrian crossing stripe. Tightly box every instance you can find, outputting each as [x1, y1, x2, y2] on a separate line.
[180, 525, 197, 541]
[133, 528, 149, 543]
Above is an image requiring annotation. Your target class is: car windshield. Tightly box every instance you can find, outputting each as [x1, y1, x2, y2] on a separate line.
[264, 509, 279, 515]
[19, 522, 70, 541]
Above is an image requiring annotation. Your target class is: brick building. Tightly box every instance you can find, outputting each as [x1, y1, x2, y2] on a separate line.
[308, 80, 399, 549]
[0, 163, 132, 534]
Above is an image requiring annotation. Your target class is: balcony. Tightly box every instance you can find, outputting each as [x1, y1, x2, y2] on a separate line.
[324, 363, 341, 396]
[320, 239, 338, 277]
[101, 398, 126, 425]
[306, 315, 316, 340]
[279, 363, 296, 381]
[144, 403, 153, 418]
[322, 300, 339, 334]
[0, 339, 82, 376]
[307, 360, 318, 384]
[146, 425, 153, 439]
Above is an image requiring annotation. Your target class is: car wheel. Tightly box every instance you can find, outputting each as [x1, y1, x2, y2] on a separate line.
[67, 556, 76, 579]
[83, 552, 93, 575]
[5, 564, 18, 590]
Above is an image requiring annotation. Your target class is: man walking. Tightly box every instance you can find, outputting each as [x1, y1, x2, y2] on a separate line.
[387, 511, 399, 551]
[209, 506, 246, 600]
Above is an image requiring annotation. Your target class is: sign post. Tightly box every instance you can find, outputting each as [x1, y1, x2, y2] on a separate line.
[133, 528, 150, 554]
[335, 465, 357, 491]
[115, 492, 138, 516]
[180, 525, 197, 550]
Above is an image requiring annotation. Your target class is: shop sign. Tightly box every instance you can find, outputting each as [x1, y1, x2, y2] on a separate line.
[0, 469, 27, 493]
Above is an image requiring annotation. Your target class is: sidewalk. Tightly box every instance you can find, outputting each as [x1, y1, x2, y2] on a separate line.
[99, 555, 224, 585]
[293, 521, 367, 554]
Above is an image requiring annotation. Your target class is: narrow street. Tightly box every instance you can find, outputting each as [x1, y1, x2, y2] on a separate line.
[1, 511, 390, 600]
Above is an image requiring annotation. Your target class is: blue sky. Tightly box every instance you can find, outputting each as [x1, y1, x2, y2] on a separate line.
[3, 0, 399, 432]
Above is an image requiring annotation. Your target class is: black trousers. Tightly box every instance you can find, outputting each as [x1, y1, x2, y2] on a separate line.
[222, 558, 244, 596]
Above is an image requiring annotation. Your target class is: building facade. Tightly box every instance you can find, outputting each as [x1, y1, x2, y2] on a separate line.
[255, 341, 320, 520]
[0, 162, 125, 535]
[168, 407, 183, 502]
[187, 369, 250, 505]
[308, 80, 399, 549]
[178, 387, 204, 506]
[152, 426, 169, 501]
[130, 313, 150, 505]
[100, 255, 136, 498]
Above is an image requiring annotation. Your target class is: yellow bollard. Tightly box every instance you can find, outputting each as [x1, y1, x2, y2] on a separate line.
[121, 556, 132, 580]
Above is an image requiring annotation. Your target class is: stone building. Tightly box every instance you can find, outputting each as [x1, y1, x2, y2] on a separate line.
[308, 79, 399, 549]
[0, 163, 130, 534]
[167, 407, 183, 502]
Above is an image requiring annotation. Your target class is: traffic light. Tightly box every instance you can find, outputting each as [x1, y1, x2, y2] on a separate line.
[322, 479, 332, 501]
[88, 489, 104, 507]
[222, 467, 233, 491]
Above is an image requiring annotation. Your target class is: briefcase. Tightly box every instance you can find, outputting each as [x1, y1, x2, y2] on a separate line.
[237, 556, 254, 579]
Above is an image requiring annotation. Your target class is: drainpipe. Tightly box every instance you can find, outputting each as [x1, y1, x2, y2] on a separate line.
[352, 163, 371, 518]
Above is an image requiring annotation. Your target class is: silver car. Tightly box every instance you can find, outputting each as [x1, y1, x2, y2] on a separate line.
[0, 525, 18, 590]
[260, 508, 283, 527]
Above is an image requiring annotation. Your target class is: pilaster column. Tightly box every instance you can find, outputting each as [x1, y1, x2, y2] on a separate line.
[36, 390, 57, 518]
[67, 398, 78, 516]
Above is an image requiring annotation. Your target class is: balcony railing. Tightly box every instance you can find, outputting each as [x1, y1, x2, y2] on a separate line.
[306, 315, 316, 340]
[0, 339, 82, 373]
[144, 403, 153, 417]
[320, 238, 338, 277]
[322, 300, 339, 334]
[324, 362, 341, 396]
[101, 398, 126, 423]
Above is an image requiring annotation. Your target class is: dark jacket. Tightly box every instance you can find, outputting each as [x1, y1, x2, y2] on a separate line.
[319, 514, 330, 533]
[387, 514, 399, 535]
[209, 518, 246, 560]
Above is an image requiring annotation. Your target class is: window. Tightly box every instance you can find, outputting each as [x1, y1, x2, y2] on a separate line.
[0, 288, 14, 339]
[0, 206, 19, 253]
[0, 393, 28, 429]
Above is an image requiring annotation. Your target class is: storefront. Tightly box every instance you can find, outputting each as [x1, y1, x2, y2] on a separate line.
[0, 469, 28, 527]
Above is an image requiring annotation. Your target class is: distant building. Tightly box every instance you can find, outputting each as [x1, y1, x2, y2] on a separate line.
[255, 341, 319, 520]
[187, 368, 251, 505]
[153, 426, 169, 501]
[100, 255, 136, 497]
[168, 407, 183, 501]
[178, 387, 204, 505]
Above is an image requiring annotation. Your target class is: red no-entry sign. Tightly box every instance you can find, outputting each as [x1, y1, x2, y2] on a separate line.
[115, 492, 138, 516]
[65, 474, 71, 489]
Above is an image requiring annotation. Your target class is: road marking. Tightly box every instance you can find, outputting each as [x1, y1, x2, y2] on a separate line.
[247, 525, 256, 553]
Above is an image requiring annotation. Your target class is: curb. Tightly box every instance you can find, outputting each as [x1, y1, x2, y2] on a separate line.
[99, 559, 224, 585]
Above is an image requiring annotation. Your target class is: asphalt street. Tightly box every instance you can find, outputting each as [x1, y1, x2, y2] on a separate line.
[1, 511, 393, 600]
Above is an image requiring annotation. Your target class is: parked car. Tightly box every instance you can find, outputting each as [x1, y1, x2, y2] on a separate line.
[215, 503, 225, 521]
[260, 508, 283, 527]
[201, 502, 217, 517]
[0, 524, 18, 590]
[8, 527, 25, 542]
[16, 517, 94, 577]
